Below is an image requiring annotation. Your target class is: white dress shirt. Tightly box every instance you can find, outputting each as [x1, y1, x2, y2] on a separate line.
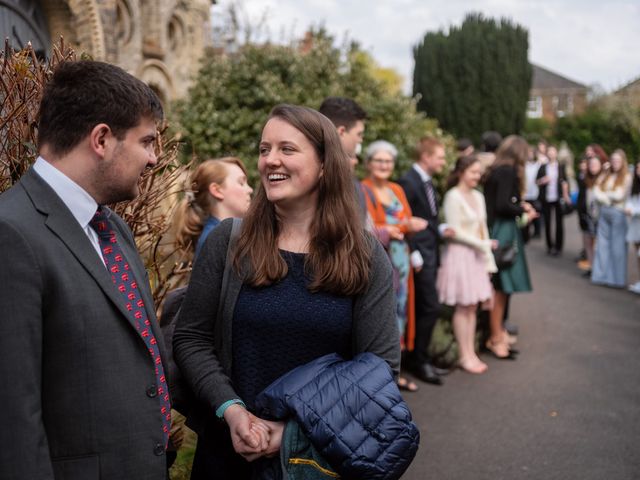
[412, 163, 449, 236]
[524, 161, 540, 201]
[33, 156, 104, 263]
[546, 162, 559, 202]
[412, 162, 431, 183]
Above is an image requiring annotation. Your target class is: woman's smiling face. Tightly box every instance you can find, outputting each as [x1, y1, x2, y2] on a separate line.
[258, 117, 323, 209]
[367, 150, 395, 182]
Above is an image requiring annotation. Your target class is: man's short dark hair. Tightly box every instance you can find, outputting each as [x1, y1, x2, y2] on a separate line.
[37, 60, 163, 155]
[480, 131, 503, 153]
[318, 97, 366, 130]
[456, 138, 473, 152]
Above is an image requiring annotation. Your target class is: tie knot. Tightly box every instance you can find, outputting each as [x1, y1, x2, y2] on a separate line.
[89, 207, 112, 237]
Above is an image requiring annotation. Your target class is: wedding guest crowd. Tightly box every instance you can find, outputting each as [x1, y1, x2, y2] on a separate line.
[4, 58, 639, 480]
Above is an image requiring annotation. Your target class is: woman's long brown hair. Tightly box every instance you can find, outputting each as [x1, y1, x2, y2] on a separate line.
[597, 149, 629, 190]
[491, 135, 529, 195]
[233, 104, 372, 296]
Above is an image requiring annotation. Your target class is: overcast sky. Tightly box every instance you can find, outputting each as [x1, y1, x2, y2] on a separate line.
[212, 0, 640, 94]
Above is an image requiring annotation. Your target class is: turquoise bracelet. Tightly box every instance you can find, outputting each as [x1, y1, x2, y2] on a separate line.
[216, 399, 246, 419]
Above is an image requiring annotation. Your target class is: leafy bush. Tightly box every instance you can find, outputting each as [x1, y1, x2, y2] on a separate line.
[175, 31, 449, 182]
[554, 105, 640, 161]
[522, 118, 553, 144]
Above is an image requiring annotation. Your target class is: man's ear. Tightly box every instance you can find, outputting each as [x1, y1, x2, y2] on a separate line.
[89, 123, 112, 158]
[208, 182, 224, 201]
[336, 125, 347, 137]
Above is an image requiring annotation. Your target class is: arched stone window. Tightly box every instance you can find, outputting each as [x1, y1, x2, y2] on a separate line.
[167, 14, 185, 54]
[116, 0, 133, 48]
[0, 0, 51, 58]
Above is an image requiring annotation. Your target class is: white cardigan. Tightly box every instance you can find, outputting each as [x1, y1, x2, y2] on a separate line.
[593, 174, 631, 210]
[442, 187, 498, 273]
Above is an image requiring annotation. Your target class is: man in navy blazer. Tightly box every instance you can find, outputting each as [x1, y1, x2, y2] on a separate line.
[0, 61, 169, 479]
[398, 137, 452, 385]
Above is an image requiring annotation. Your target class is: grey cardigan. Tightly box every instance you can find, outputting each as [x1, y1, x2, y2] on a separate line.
[173, 218, 400, 416]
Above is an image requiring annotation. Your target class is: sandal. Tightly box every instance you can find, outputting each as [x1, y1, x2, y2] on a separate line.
[485, 339, 516, 360]
[397, 377, 419, 392]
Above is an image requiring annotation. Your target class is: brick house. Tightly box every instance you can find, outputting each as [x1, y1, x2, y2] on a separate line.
[527, 64, 589, 122]
[610, 76, 640, 109]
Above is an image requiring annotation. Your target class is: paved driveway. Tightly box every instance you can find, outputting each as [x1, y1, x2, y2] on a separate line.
[402, 219, 640, 480]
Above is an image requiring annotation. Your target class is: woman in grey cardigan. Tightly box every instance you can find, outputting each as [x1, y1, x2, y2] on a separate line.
[173, 104, 399, 479]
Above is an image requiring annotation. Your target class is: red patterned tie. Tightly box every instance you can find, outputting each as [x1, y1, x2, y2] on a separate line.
[90, 207, 171, 448]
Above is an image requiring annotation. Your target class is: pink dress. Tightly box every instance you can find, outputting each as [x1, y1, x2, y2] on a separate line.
[437, 244, 493, 306]
[436, 187, 495, 307]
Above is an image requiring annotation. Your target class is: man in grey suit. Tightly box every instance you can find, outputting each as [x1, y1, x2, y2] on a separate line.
[0, 61, 170, 479]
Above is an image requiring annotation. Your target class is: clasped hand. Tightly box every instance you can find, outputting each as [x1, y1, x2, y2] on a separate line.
[224, 404, 285, 461]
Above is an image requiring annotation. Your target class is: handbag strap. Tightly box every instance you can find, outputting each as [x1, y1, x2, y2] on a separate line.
[218, 218, 242, 318]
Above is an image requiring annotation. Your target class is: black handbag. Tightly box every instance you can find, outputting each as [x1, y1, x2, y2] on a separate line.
[559, 198, 575, 215]
[493, 242, 517, 270]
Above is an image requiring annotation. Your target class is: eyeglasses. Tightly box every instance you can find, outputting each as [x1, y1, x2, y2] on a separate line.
[370, 158, 395, 165]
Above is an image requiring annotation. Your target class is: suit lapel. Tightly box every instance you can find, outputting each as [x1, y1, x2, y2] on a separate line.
[409, 168, 433, 215]
[21, 169, 137, 323]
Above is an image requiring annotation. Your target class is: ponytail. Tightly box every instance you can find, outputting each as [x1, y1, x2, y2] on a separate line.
[174, 157, 247, 253]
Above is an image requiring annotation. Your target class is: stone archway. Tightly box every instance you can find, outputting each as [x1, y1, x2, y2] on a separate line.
[138, 58, 175, 106]
[42, 0, 107, 60]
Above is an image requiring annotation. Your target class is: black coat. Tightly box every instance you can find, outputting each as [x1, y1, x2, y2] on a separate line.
[484, 164, 525, 228]
[536, 162, 567, 203]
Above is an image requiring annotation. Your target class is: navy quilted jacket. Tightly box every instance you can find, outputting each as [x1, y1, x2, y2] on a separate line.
[254, 353, 420, 480]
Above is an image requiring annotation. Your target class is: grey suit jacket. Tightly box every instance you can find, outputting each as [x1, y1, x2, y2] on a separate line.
[0, 168, 168, 480]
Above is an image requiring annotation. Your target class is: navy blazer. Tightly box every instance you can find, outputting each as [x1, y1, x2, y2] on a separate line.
[397, 167, 440, 267]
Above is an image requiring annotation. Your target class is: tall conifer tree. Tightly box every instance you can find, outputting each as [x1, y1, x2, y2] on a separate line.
[413, 13, 531, 142]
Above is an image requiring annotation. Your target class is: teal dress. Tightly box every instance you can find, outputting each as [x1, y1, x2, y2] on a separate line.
[491, 219, 532, 293]
[484, 164, 532, 294]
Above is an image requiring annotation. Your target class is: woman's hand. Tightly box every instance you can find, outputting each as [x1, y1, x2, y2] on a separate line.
[441, 227, 456, 239]
[537, 176, 550, 186]
[385, 225, 404, 240]
[522, 202, 539, 220]
[224, 404, 270, 461]
[261, 420, 286, 458]
[406, 216, 428, 233]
